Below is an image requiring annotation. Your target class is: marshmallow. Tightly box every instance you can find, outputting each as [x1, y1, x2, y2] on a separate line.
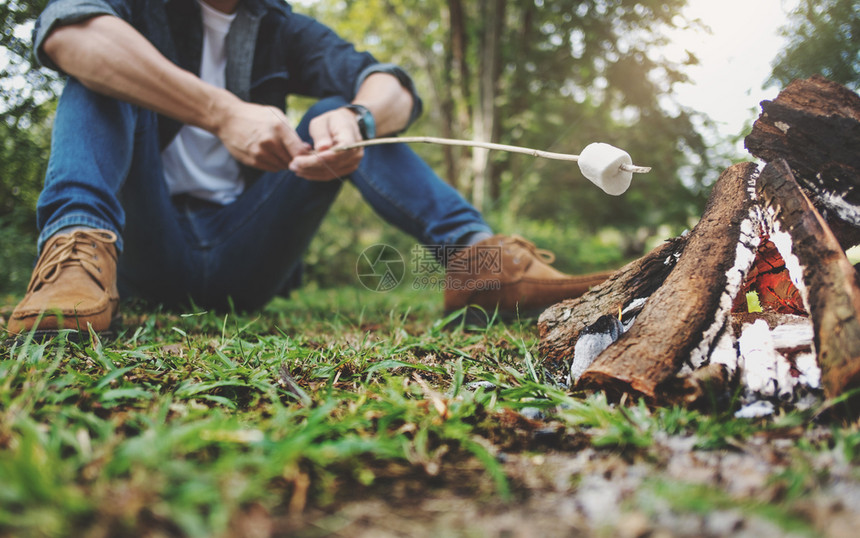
[577, 142, 634, 196]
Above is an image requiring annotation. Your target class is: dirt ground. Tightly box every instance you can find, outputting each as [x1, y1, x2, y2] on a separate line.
[227, 425, 860, 538]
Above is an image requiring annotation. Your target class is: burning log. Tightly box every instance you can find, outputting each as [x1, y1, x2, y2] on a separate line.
[538, 77, 860, 413]
[756, 159, 860, 398]
[539, 236, 686, 376]
[540, 163, 759, 398]
[745, 74, 860, 249]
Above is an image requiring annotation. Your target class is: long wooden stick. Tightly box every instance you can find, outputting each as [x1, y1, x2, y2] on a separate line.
[335, 136, 652, 173]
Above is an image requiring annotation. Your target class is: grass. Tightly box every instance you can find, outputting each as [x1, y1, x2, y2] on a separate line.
[1, 286, 859, 537]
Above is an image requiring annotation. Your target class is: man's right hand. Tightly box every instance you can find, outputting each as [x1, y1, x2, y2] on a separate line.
[213, 100, 312, 172]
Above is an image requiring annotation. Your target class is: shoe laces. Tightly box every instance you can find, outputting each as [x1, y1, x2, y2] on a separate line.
[507, 235, 556, 264]
[27, 229, 118, 293]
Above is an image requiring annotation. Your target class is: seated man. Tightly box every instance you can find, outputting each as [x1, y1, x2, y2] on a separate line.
[8, 0, 610, 334]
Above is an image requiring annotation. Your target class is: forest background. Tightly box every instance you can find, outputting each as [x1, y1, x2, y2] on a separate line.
[1, 0, 858, 298]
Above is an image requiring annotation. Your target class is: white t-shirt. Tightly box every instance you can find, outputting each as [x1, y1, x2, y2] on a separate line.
[162, 1, 243, 205]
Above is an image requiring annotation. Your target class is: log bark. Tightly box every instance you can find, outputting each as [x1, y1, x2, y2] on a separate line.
[575, 163, 759, 398]
[745, 75, 860, 248]
[756, 159, 860, 399]
[538, 163, 759, 397]
[538, 237, 686, 379]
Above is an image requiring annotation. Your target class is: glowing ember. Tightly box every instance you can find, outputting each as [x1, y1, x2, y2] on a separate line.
[733, 237, 806, 316]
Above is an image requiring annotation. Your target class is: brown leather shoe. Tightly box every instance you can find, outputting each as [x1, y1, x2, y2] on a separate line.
[444, 235, 612, 320]
[7, 229, 120, 334]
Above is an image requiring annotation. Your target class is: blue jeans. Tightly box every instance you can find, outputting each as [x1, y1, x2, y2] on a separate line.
[37, 79, 491, 310]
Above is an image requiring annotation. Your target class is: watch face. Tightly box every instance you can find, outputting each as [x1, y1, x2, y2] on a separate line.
[360, 114, 376, 140]
[348, 104, 375, 140]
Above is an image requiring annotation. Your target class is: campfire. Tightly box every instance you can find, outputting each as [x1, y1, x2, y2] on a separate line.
[538, 76, 860, 417]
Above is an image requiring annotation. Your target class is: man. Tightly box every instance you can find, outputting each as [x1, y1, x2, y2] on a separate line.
[8, 0, 610, 334]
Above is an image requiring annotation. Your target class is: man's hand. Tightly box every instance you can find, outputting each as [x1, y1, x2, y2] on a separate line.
[215, 101, 312, 172]
[289, 107, 365, 181]
[288, 72, 414, 181]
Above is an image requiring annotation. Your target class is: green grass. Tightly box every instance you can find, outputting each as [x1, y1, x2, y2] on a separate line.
[1, 286, 857, 537]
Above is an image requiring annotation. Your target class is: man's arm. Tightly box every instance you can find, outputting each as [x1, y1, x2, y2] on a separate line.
[289, 72, 415, 180]
[42, 14, 310, 172]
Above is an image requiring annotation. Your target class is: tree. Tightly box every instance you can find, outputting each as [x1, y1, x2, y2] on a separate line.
[1, 0, 57, 126]
[770, 0, 860, 91]
[1, 0, 56, 295]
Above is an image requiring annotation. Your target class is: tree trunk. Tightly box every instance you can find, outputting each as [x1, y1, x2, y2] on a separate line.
[444, 0, 470, 190]
[471, 0, 503, 211]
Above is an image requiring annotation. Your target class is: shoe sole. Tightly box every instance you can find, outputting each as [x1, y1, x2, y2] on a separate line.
[3, 314, 122, 346]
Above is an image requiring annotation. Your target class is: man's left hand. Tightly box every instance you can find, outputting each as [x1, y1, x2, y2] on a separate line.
[289, 107, 364, 181]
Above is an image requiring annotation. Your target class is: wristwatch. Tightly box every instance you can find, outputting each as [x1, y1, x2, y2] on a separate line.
[345, 104, 376, 140]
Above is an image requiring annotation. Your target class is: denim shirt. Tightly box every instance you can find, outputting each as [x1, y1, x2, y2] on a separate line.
[33, 0, 423, 153]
